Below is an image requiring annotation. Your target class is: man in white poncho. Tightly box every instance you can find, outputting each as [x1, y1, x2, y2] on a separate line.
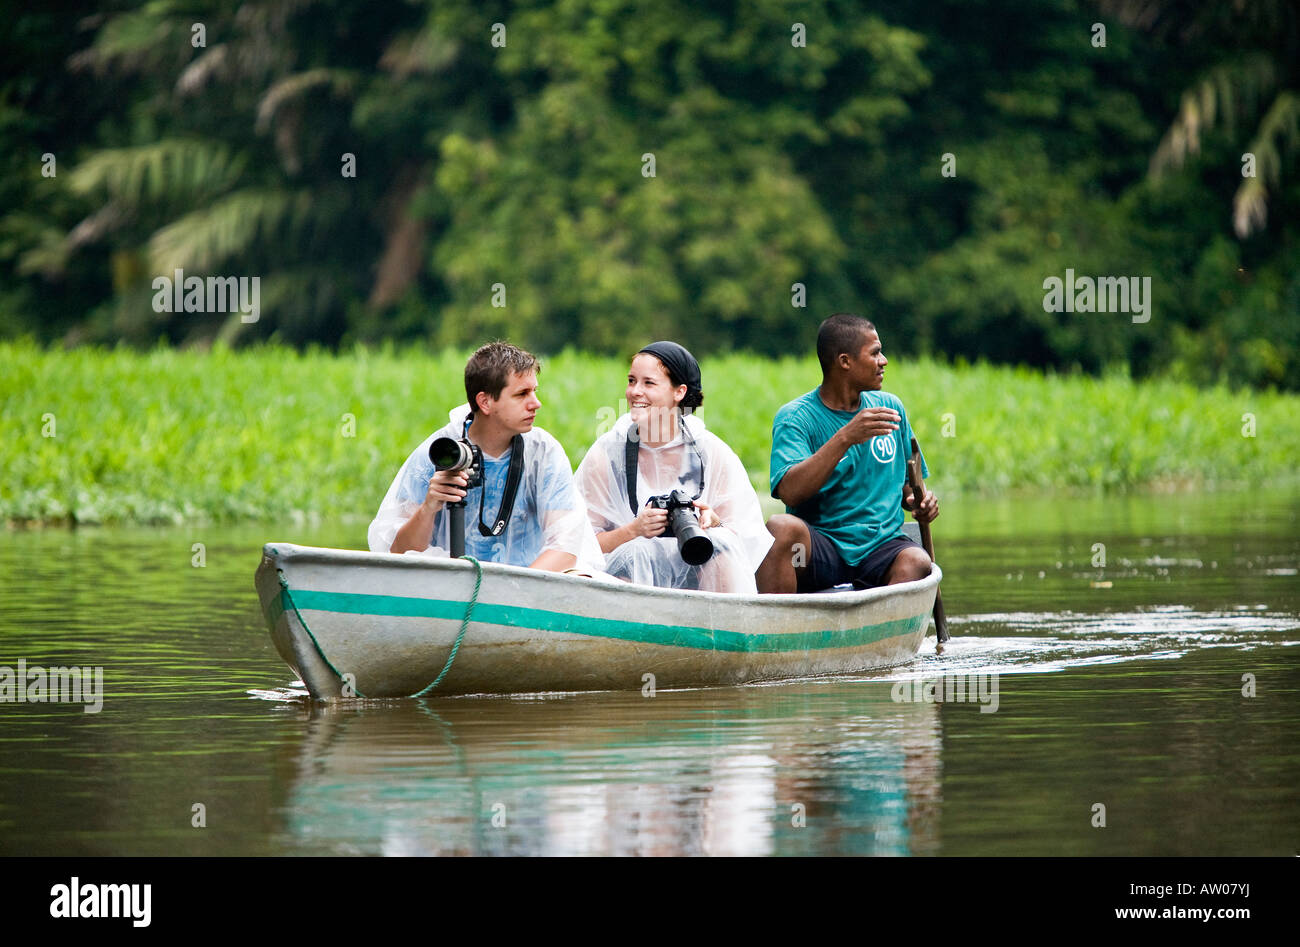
[368, 342, 604, 573]
[575, 341, 773, 593]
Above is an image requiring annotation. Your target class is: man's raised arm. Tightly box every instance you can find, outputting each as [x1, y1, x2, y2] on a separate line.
[775, 407, 901, 507]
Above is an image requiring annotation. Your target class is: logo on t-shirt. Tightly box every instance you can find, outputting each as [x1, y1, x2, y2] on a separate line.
[870, 434, 896, 464]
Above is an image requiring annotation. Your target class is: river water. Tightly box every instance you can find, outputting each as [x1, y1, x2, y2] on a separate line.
[0, 490, 1296, 856]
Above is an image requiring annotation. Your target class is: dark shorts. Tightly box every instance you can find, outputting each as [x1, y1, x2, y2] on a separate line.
[798, 528, 926, 593]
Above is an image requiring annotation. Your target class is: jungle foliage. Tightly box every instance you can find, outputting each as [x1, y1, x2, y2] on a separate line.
[2, 1, 1297, 389]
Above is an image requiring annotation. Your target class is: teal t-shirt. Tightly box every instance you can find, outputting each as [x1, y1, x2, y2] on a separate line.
[770, 388, 928, 568]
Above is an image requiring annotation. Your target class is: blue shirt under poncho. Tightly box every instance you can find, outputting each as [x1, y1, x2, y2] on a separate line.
[367, 405, 604, 572]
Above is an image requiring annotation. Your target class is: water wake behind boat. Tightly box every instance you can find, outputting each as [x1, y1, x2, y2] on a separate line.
[859, 606, 1299, 681]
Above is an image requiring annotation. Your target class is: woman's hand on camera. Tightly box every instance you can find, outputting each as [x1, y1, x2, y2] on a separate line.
[630, 504, 669, 538]
[692, 501, 721, 529]
[424, 470, 469, 512]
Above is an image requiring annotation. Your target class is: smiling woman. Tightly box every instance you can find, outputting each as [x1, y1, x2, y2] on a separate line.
[575, 341, 773, 593]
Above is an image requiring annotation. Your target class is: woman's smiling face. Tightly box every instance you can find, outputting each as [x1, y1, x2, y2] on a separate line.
[626, 353, 686, 439]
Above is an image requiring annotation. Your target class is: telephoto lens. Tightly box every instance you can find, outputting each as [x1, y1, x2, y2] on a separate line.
[429, 436, 473, 471]
[667, 499, 714, 565]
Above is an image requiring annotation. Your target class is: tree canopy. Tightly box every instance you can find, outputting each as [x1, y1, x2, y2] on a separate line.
[2, 0, 1296, 389]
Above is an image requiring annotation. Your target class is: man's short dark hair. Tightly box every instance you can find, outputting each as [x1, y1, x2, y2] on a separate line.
[465, 341, 540, 410]
[816, 313, 877, 371]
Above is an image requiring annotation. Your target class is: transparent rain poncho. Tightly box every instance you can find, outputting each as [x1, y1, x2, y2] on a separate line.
[368, 404, 605, 573]
[575, 412, 774, 593]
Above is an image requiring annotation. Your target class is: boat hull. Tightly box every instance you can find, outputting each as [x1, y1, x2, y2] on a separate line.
[255, 543, 941, 698]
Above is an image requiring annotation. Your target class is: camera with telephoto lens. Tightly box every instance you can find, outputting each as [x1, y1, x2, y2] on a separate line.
[429, 436, 483, 493]
[646, 489, 715, 566]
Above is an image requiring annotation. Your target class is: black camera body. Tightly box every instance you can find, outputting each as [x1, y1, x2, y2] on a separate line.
[428, 435, 484, 559]
[429, 436, 484, 493]
[646, 489, 715, 566]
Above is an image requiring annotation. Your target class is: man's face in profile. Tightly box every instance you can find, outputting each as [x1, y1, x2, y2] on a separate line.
[483, 370, 542, 434]
[847, 330, 888, 391]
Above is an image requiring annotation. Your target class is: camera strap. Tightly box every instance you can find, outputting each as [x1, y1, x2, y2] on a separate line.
[461, 414, 526, 537]
[478, 433, 525, 537]
[624, 414, 705, 515]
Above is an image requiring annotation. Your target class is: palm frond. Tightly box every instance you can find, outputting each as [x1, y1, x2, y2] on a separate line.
[66, 203, 132, 249]
[175, 44, 230, 97]
[1233, 91, 1300, 236]
[147, 189, 314, 273]
[1150, 54, 1277, 176]
[67, 8, 189, 76]
[1098, 0, 1299, 44]
[379, 28, 461, 78]
[68, 141, 247, 209]
[255, 69, 358, 132]
[255, 69, 359, 174]
[14, 225, 74, 278]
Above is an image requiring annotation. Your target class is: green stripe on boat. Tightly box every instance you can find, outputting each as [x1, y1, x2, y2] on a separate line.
[277, 589, 923, 653]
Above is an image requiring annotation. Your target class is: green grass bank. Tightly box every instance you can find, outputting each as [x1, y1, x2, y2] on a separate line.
[3, 341, 1296, 525]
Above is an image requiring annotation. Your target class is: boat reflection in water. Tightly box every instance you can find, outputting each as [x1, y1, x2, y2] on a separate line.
[275, 683, 942, 856]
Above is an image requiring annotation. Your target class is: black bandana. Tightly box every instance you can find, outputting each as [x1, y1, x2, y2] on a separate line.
[637, 341, 703, 410]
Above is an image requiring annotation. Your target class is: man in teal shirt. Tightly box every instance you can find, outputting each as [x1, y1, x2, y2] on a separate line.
[757, 313, 939, 593]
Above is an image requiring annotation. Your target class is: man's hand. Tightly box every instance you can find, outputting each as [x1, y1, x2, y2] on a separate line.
[774, 408, 903, 508]
[902, 483, 939, 524]
[391, 469, 468, 554]
[838, 407, 900, 446]
[423, 469, 469, 513]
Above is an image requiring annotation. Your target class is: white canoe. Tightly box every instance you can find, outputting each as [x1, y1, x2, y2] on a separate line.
[255, 541, 942, 698]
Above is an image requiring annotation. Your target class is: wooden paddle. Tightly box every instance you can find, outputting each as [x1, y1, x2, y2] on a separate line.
[906, 436, 949, 644]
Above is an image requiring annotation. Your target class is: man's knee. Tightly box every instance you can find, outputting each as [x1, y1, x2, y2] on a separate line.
[765, 513, 810, 554]
[757, 514, 811, 593]
[891, 545, 932, 581]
